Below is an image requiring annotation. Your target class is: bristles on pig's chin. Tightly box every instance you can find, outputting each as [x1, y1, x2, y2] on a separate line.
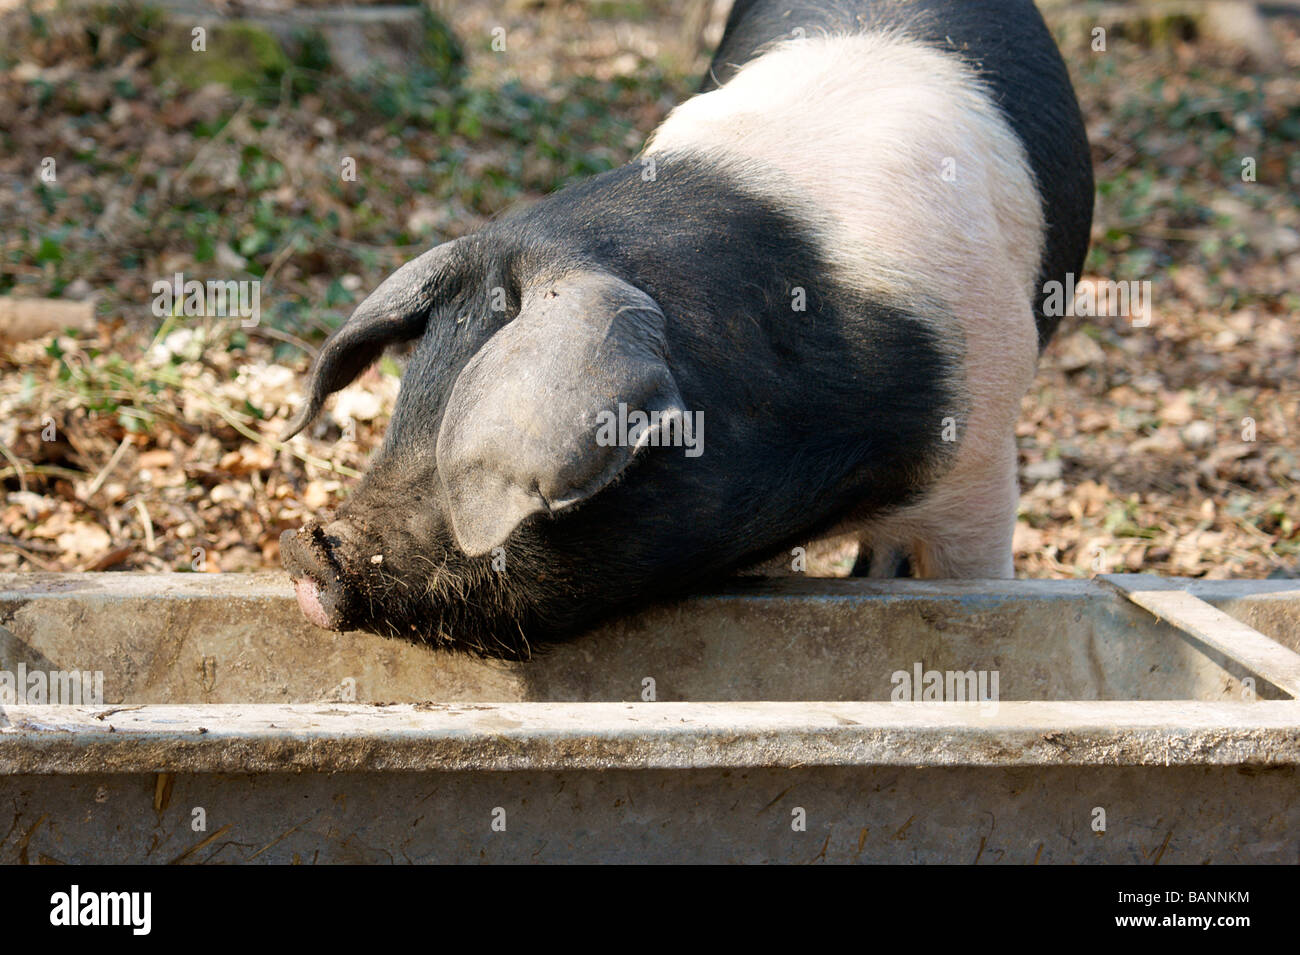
[342, 553, 539, 660]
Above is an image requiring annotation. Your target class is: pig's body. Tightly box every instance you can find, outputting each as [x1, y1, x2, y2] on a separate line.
[280, 0, 1093, 654]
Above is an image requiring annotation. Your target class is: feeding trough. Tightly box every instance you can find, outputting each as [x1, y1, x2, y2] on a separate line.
[0, 573, 1297, 863]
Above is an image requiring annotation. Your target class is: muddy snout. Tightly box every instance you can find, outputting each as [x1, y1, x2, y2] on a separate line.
[280, 520, 358, 631]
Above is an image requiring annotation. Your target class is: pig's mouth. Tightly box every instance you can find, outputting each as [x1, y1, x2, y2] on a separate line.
[293, 576, 333, 629]
[280, 521, 354, 631]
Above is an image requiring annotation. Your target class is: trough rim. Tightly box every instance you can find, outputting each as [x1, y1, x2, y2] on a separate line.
[2, 699, 1299, 775]
[2, 571, 1298, 600]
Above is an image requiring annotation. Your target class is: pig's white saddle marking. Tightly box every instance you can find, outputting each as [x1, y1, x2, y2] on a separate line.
[646, 32, 1048, 578]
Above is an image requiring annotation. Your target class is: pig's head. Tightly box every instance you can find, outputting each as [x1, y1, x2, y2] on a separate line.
[278, 231, 703, 656]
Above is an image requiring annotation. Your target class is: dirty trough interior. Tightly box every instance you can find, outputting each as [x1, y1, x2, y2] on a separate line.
[1, 573, 1297, 863]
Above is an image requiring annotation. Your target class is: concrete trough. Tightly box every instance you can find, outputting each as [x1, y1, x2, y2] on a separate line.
[0, 573, 1297, 863]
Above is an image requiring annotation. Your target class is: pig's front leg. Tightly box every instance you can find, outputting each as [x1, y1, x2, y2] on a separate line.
[908, 433, 1020, 579]
[860, 433, 1022, 580]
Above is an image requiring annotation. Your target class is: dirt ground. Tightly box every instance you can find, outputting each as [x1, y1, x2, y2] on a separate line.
[0, 0, 1297, 579]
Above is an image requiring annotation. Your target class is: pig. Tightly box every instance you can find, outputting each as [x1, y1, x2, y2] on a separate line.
[279, 0, 1094, 656]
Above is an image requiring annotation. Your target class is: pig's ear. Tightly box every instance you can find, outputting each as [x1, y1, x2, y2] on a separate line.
[280, 240, 463, 440]
[436, 270, 686, 556]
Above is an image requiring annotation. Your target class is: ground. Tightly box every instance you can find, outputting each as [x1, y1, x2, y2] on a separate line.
[0, 0, 1297, 579]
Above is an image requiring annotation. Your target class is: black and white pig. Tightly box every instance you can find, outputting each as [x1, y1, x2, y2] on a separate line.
[279, 0, 1094, 655]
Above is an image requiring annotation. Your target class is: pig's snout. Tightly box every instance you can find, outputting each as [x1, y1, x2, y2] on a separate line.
[280, 521, 356, 631]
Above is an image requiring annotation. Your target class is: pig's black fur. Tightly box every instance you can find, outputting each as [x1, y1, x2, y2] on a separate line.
[706, 0, 1094, 350]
